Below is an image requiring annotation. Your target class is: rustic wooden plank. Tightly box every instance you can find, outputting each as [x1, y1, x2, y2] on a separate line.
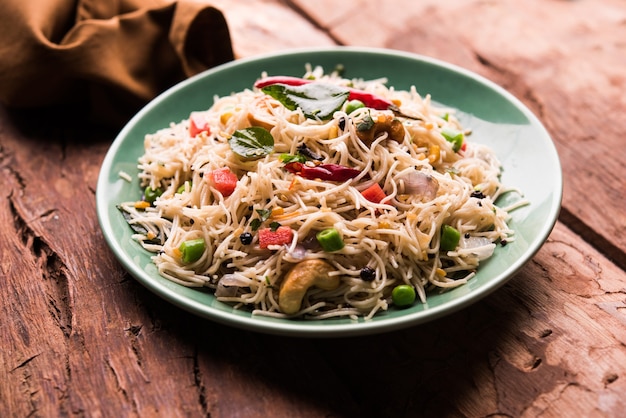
[3, 103, 625, 416]
[0, 112, 201, 416]
[212, 0, 336, 58]
[0, 108, 361, 416]
[293, 0, 626, 261]
[306, 222, 626, 417]
[0, 2, 351, 416]
[0, 166, 70, 418]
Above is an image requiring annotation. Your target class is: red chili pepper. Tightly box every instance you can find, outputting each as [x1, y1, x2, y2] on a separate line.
[348, 90, 394, 111]
[284, 162, 361, 182]
[254, 76, 394, 111]
[254, 76, 310, 89]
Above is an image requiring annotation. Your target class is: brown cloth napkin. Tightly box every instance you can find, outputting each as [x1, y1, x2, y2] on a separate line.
[0, 0, 234, 127]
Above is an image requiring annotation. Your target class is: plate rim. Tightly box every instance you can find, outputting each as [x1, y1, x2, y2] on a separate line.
[96, 46, 563, 337]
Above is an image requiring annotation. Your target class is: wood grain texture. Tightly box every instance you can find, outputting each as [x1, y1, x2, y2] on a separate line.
[212, 0, 335, 58]
[2, 0, 626, 416]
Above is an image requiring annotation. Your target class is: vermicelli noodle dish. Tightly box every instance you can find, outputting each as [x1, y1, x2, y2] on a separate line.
[118, 66, 526, 320]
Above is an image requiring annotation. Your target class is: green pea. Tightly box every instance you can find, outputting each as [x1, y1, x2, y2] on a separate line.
[392, 285, 416, 307]
[345, 99, 365, 114]
[144, 186, 163, 204]
[440, 225, 461, 251]
[179, 238, 206, 264]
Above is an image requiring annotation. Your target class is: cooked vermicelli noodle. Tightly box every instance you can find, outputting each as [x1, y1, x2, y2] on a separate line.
[119, 66, 523, 320]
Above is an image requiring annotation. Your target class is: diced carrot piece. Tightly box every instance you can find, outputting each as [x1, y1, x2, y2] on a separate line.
[207, 167, 238, 197]
[258, 226, 293, 249]
[361, 183, 387, 204]
[134, 201, 151, 209]
[189, 112, 211, 137]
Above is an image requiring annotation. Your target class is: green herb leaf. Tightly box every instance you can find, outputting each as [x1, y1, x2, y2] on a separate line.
[251, 208, 271, 231]
[279, 153, 307, 164]
[229, 127, 274, 159]
[261, 82, 350, 120]
[250, 218, 262, 231]
[441, 128, 464, 152]
[269, 221, 281, 231]
[357, 114, 375, 131]
[256, 209, 271, 222]
[117, 205, 162, 245]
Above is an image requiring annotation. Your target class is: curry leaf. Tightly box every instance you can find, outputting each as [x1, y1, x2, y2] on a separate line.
[117, 205, 162, 245]
[357, 113, 375, 131]
[229, 127, 274, 159]
[261, 82, 350, 120]
[269, 221, 281, 231]
[256, 209, 272, 222]
[250, 219, 262, 231]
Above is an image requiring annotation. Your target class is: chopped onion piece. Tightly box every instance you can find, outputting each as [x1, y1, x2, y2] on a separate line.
[398, 171, 439, 200]
[289, 244, 307, 261]
[459, 236, 495, 260]
[215, 273, 250, 297]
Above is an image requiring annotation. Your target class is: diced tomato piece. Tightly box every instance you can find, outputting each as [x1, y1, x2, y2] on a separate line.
[189, 112, 211, 137]
[258, 226, 293, 249]
[361, 183, 387, 204]
[207, 167, 238, 197]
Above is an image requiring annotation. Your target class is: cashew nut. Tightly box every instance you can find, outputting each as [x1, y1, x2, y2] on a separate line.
[278, 259, 339, 315]
[356, 114, 405, 144]
[247, 112, 275, 131]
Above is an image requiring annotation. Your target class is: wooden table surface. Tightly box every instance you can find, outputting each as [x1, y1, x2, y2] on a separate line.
[3, 0, 626, 416]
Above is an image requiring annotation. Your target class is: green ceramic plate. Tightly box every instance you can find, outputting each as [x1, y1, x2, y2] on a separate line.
[96, 47, 562, 337]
